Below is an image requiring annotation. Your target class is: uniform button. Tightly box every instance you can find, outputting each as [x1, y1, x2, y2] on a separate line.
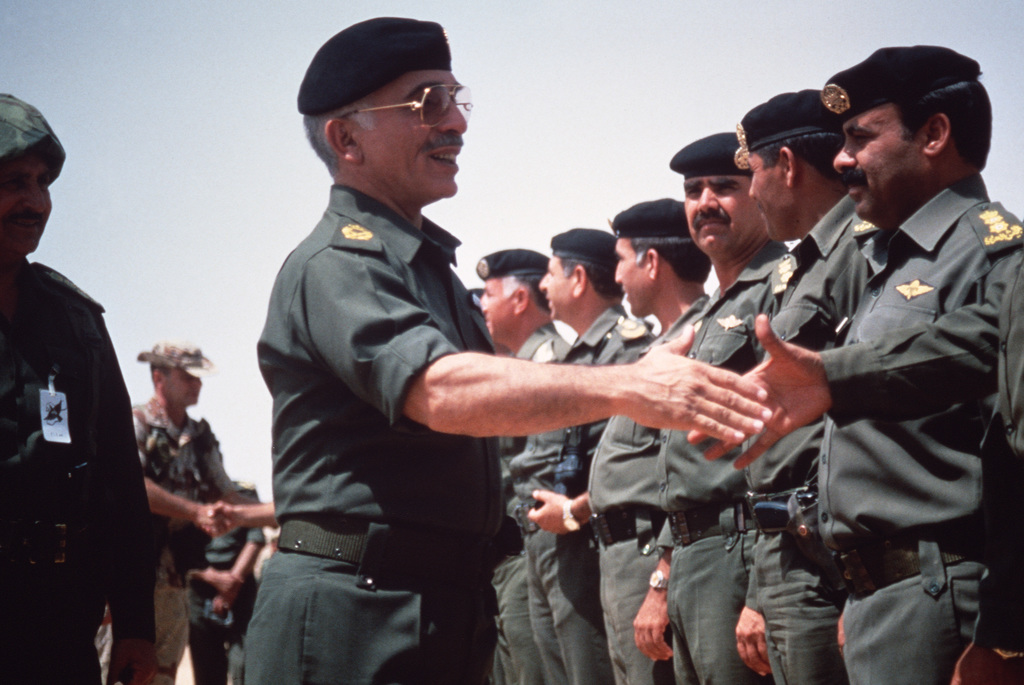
[1007, 424, 1016, 436]
[929, 582, 942, 595]
[659, 483, 666, 492]
[820, 512, 829, 523]
[1001, 341, 1008, 352]
[871, 287, 881, 297]
[688, 353, 696, 359]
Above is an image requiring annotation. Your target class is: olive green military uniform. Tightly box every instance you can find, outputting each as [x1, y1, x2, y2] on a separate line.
[0, 263, 155, 683]
[659, 240, 786, 685]
[250, 185, 502, 685]
[975, 248, 1024, 654]
[493, 323, 569, 685]
[745, 196, 867, 685]
[818, 176, 1022, 684]
[588, 302, 704, 685]
[511, 304, 650, 685]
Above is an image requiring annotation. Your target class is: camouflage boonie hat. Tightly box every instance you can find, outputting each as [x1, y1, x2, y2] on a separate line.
[138, 340, 217, 378]
[0, 94, 66, 178]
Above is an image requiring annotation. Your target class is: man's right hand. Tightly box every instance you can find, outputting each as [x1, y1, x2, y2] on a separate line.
[194, 500, 233, 537]
[736, 606, 772, 676]
[690, 314, 832, 468]
[627, 325, 771, 443]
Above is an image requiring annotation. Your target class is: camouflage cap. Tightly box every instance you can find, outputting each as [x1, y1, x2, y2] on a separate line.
[0, 94, 65, 178]
[138, 340, 217, 378]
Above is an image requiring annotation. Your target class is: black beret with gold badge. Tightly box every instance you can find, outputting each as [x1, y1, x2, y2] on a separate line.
[476, 249, 549, 281]
[550, 228, 617, 269]
[670, 132, 751, 179]
[820, 45, 981, 121]
[298, 17, 452, 115]
[612, 199, 688, 238]
[735, 89, 841, 169]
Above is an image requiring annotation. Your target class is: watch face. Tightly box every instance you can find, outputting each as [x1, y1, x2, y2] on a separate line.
[649, 569, 668, 589]
[564, 517, 580, 532]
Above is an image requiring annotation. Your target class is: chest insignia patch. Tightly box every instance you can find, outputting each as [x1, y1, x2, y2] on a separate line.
[853, 221, 876, 233]
[979, 210, 1023, 247]
[341, 224, 374, 241]
[616, 316, 647, 340]
[895, 279, 935, 300]
[717, 314, 743, 330]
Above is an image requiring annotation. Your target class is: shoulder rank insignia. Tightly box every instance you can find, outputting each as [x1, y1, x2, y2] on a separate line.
[616, 316, 647, 340]
[717, 314, 743, 331]
[853, 221, 876, 233]
[772, 256, 795, 295]
[895, 279, 934, 300]
[341, 224, 373, 241]
[978, 209, 1023, 247]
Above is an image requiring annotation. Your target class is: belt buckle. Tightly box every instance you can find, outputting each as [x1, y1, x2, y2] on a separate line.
[668, 511, 692, 546]
[837, 548, 877, 595]
[592, 513, 613, 546]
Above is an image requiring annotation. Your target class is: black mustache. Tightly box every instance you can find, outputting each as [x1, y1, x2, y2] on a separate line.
[694, 208, 731, 228]
[841, 168, 868, 187]
[7, 211, 46, 224]
[425, 133, 464, 152]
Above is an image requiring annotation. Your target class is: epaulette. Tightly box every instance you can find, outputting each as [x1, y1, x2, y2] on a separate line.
[770, 254, 797, 295]
[969, 203, 1024, 257]
[30, 263, 104, 311]
[614, 316, 649, 341]
[328, 221, 385, 253]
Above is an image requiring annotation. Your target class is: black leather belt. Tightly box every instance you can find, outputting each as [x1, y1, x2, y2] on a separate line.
[666, 501, 750, 546]
[0, 519, 79, 564]
[591, 508, 666, 547]
[279, 517, 498, 587]
[836, 532, 982, 596]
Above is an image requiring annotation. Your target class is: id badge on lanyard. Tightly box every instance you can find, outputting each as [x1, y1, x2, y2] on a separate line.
[39, 364, 71, 444]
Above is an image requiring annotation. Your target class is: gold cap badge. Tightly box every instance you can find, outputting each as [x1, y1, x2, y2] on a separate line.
[341, 224, 373, 241]
[734, 123, 750, 170]
[821, 84, 851, 115]
[476, 259, 491, 279]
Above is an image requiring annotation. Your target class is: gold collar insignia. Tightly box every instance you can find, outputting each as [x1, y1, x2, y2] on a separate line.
[853, 221, 876, 233]
[341, 224, 373, 241]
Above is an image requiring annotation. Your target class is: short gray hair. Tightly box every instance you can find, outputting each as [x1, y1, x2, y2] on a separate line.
[303, 99, 376, 176]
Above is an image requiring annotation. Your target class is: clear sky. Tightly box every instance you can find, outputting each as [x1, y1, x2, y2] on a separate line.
[5, 0, 1024, 500]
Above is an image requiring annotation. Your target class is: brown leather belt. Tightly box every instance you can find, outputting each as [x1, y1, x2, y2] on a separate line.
[836, 534, 980, 596]
[666, 501, 750, 546]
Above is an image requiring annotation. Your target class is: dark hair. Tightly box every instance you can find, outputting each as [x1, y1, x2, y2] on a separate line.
[512, 273, 550, 313]
[560, 258, 623, 299]
[629, 236, 711, 284]
[896, 80, 992, 170]
[755, 132, 844, 179]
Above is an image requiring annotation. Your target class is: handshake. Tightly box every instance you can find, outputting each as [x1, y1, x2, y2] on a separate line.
[192, 500, 277, 537]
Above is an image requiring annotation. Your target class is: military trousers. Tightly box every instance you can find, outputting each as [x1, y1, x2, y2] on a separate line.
[491, 552, 545, 685]
[597, 538, 675, 685]
[187, 577, 257, 685]
[153, 582, 189, 685]
[245, 550, 497, 685]
[667, 530, 772, 685]
[753, 532, 848, 685]
[842, 556, 982, 685]
[524, 528, 615, 685]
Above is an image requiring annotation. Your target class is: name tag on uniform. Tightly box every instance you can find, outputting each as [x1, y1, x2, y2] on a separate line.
[40, 366, 71, 443]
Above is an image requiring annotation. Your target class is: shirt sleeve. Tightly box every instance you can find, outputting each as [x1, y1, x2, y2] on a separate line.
[295, 247, 462, 425]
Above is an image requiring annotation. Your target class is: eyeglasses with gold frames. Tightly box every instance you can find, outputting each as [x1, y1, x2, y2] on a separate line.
[350, 84, 473, 127]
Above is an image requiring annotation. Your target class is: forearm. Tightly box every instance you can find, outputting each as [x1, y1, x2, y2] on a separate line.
[230, 541, 262, 580]
[144, 477, 202, 521]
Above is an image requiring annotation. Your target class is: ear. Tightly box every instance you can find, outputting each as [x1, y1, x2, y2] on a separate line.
[643, 249, 660, 281]
[510, 286, 530, 315]
[919, 112, 953, 159]
[325, 118, 363, 164]
[779, 147, 799, 188]
[570, 264, 588, 298]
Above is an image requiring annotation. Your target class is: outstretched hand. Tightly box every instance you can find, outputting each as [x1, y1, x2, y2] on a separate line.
[691, 314, 832, 469]
[629, 325, 771, 443]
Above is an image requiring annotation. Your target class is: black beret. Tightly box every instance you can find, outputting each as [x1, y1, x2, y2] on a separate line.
[735, 89, 841, 168]
[612, 199, 688, 238]
[670, 132, 750, 178]
[476, 249, 549, 280]
[821, 45, 981, 121]
[550, 228, 617, 269]
[298, 17, 452, 115]
[0, 94, 65, 179]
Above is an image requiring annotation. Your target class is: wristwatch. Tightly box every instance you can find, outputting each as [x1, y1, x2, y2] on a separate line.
[993, 648, 1024, 660]
[649, 569, 669, 590]
[562, 500, 580, 532]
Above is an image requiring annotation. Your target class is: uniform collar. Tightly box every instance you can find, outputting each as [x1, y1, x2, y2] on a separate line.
[328, 185, 462, 266]
[894, 173, 988, 253]
[574, 303, 629, 350]
[517, 322, 560, 360]
[734, 240, 791, 285]
[798, 194, 860, 262]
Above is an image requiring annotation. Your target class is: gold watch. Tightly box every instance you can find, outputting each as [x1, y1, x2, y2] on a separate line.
[649, 569, 669, 590]
[562, 500, 580, 532]
[993, 648, 1024, 660]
